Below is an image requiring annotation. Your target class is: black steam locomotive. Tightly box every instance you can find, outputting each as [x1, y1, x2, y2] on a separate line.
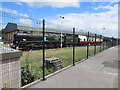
[10, 32, 103, 50]
[11, 33, 79, 50]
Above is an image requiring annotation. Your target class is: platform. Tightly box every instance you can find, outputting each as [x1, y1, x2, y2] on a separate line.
[24, 46, 119, 88]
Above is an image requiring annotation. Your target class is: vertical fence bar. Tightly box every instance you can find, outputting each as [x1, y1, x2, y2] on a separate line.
[108, 39, 109, 48]
[112, 37, 113, 47]
[99, 35, 102, 52]
[103, 37, 104, 50]
[106, 38, 107, 49]
[110, 38, 112, 47]
[110, 38, 111, 47]
[107, 39, 109, 49]
[94, 34, 96, 55]
[87, 31, 89, 59]
[73, 28, 75, 66]
[108, 38, 110, 48]
[42, 19, 46, 81]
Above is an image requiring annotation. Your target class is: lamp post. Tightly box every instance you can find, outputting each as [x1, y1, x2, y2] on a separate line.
[37, 22, 41, 33]
[60, 16, 65, 49]
[79, 29, 83, 43]
[102, 28, 105, 50]
[94, 33, 96, 55]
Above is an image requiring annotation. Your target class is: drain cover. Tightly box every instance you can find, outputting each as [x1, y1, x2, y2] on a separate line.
[102, 60, 119, 69]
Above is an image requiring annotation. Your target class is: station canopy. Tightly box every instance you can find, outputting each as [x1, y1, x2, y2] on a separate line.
[4, 22, 96, 37]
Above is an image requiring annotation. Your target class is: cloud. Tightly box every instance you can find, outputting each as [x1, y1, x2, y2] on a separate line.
[0, 8, 31, 30]
[15, 2, 23, 6]
[92, 1, 118, 10]
[19, 18, 33, 25]
[1, 0, 119, 2]
[46, 4, 118, 37]
[110, 0, 118, 4]
[0, 8, 28, 17]
[19, 0, 80, 8]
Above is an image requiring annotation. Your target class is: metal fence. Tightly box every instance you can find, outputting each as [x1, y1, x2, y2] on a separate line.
[0, 11, 119, 88]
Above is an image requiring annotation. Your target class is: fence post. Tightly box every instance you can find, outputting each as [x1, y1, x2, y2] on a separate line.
[108, 39, 110, 48]
[110, 38, 112, 47]
[106, 38, 107, 49]
[107, 39, 109, 48]
[87, 31, 89, 59]
[94, 34, 96, 55]
[108, 38, 110, 48]
[73, 28, 75, 66]
[112, 37, 113, 47]
[99, 35, 102, 52]
[103, 37, 104, 50]
[42, 19, 46, 81]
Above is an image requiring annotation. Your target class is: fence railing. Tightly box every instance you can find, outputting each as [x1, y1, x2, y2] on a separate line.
[20, 21, 118, 86]
[0, 11, 119, 88]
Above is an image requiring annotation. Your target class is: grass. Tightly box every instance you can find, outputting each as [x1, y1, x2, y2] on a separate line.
[21, 45, 106, 83]
[0, 43, 110, 86]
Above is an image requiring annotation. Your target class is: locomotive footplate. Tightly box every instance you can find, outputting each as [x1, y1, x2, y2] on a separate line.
[45, 57, 62, 69]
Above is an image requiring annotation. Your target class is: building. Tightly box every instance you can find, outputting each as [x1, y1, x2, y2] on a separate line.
[3, 22, 95, 43]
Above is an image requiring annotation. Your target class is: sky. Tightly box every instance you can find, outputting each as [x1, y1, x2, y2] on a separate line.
[0, 0, 119, 38]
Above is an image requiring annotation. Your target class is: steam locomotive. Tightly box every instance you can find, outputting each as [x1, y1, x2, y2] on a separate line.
[10, 32, 102, 50]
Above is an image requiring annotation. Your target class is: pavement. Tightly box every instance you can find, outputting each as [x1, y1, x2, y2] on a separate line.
[26, 46, 119, 88]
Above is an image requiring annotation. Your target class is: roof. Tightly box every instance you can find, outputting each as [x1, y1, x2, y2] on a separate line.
[4, 23, 18, 33]
[4, 22, 96, 36]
